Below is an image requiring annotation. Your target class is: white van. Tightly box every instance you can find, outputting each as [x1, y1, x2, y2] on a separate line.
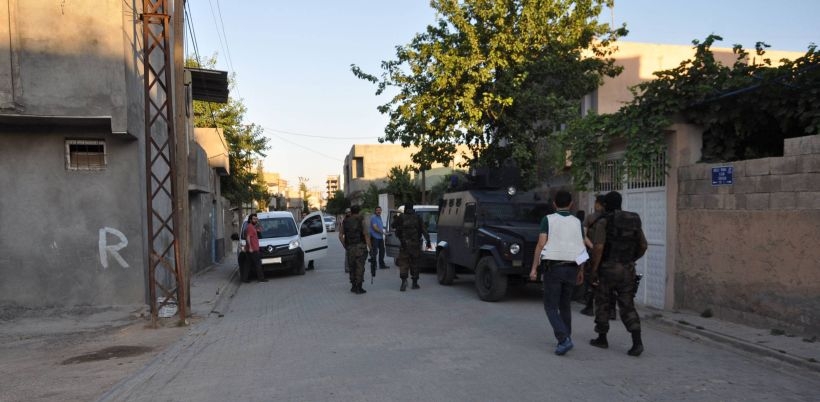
[385, 204, 439, 269]
[238, 211, 328, 280]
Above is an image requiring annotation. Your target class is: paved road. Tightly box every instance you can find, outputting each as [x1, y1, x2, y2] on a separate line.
[100, 237, 820, 401]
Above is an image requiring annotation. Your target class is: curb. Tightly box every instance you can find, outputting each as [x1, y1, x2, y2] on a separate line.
[209, 264, 239, 317]
[645, 315, 820, 374]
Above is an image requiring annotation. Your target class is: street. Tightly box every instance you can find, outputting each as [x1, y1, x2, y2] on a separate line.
[100, 238, 820, 401]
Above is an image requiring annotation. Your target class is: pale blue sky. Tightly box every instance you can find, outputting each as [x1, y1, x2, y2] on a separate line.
[185, 0, 818, 190]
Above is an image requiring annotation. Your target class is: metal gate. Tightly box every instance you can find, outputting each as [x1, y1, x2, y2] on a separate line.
[593, 154, 667, 308]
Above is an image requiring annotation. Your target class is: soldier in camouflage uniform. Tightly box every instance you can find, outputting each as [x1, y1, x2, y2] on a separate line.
[588, 191, 648, 356]
[395, 202, 431, 292]
[340, 205, 371, 294]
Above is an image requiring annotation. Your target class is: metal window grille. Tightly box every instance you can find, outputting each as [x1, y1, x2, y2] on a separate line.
[66, 140, 106, 170]
[627, 153, 667, 189]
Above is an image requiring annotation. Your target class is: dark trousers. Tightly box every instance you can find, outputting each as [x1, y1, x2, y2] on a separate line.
[542, 262, 579, 342]
[369, 238, 387, 268]
[242, 251, 265, 282]
[594, 263, 641, 334]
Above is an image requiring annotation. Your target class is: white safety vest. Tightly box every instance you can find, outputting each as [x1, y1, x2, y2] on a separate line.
[541, 213, 585, 262]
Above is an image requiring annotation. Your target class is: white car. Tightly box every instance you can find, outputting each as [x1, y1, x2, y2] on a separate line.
[323, 215, 336, 232]
[238, 211, 328, 280]
[385, 204, 439, 270]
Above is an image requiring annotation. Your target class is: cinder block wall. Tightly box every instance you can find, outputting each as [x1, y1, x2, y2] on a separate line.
[676, 134, 820, 335]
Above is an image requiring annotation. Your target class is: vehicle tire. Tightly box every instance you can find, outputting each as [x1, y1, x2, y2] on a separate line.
[436, 252, 455, 285]
[292, 254, 306, 275]
[474, 256, 507, 302]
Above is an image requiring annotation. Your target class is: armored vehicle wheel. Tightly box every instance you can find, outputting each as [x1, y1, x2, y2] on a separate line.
[475, 256, 507, 301]
[436, 252, 455, 285]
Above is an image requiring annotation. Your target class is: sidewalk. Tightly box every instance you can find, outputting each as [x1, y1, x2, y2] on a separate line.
[188, 252, 241, 320]
[643, 307, 820, 373]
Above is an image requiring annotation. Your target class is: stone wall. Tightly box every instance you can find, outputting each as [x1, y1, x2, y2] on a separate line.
[676, 134, 820, 335]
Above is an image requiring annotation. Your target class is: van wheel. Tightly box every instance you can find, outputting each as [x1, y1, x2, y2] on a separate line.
[293, 255, 306, 275]
[436, 252, 455, 285]
[474, 256, 507, 302]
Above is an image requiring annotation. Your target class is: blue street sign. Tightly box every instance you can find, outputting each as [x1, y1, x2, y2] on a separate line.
[711, 166, 733, 186]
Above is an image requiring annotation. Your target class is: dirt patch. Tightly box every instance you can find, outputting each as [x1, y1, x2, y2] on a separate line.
[61, 345, 154, 365]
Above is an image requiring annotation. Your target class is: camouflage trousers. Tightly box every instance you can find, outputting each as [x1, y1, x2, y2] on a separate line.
[593, 262, 641, 334]
[346, 243, 367, 285]
[397, 244, 421, 280]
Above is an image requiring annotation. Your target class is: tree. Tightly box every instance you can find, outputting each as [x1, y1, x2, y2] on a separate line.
[188, 57, 270, 207]
[352, 0, 625, 187]
[361, 183, 382, 211]
[385, 166, 419, 206]
[325, 190, 349, 215]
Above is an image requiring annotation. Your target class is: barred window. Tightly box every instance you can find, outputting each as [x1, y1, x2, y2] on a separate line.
[66, 140, 106, 170]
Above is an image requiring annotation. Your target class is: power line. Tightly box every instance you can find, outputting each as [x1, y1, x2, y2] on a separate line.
[263, 127, 378, 140]
[267, 132, 344, 162]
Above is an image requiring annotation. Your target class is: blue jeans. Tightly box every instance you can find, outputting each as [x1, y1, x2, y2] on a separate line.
[542, 262, 579, 342]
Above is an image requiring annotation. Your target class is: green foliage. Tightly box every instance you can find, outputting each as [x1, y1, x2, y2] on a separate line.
[325, 190, 349, 215]
[561, 36, 820, 189]
[361, 183, 382, 210]
[352, 0, 625, 185]
[187, 57, 270, 207]
[385, 166, 419, 205]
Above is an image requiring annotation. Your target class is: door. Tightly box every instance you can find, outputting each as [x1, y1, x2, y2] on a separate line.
[299, 211, 328, 263]
[384, 210, 402, 258]
[592, 154, 667, 309]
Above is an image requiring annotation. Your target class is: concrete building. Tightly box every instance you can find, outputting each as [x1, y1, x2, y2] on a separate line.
[326, 175, 340, 198]
[0, 1, 228, 311]
[343, 143, 470, 202]
[573, 42, 815, 333]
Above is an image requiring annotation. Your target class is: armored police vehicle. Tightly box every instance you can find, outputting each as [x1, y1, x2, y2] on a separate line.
[435, 168, 552, 301]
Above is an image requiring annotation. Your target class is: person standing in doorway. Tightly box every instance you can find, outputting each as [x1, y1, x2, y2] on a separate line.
[369, 206, 390, 271]
[588, 191, 648, 356]
[530, 190, 586, 356]
[395, 202, 431, 292]
[244, 213, 267, 283]
[340, 205, 371, 294]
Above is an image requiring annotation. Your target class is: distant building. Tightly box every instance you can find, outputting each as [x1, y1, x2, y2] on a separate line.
[343, 144, 470, 202]
[326, 175, 340, 198]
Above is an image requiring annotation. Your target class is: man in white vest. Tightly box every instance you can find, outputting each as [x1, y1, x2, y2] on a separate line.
[529, 190, 587, 355]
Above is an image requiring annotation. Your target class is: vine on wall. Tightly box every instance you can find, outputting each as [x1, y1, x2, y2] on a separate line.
[561, 35, 820, 189]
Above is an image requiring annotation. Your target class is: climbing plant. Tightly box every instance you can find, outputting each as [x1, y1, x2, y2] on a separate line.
[561, 35, 820, 189]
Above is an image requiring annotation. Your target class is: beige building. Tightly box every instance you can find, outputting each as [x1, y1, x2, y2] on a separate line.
[326, 175, 341, 198]
[343, 143, 470, 201]
[575, 42, 815, 334]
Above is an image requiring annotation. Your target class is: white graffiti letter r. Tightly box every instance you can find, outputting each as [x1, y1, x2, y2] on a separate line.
[99, 227, 129, 269]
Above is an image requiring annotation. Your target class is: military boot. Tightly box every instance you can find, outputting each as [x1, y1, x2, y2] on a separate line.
[400, 278, 407, 292]
[627, 330, 643, 356]
[354, 284, 367, 295]
[589, 333, 609, 349]
[350, 283, 356, 292]
[411, 279, 420, 289]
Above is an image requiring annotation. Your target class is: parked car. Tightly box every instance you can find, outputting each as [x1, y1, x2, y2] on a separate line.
[385, 204, 439, 270]
[237, 211, 328, 281]
[323, 215, 336, 232]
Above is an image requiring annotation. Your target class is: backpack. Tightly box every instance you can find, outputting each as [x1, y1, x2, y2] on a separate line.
[601, 211, 643, 263]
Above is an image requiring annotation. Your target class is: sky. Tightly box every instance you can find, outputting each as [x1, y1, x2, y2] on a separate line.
[185, 0, 819, 193]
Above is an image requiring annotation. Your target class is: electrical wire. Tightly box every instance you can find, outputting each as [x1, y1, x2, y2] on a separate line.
[263, 127, 377, 140]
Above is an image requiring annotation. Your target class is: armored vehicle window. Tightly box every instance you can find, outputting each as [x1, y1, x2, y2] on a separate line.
[464, 202, 476, 223]
[448, 199, 454, 207]
[456, 198, 462, 207]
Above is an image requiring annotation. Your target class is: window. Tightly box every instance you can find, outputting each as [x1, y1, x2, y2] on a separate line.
[66, 139, 106, 171]
[354, 157, 364, 178]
